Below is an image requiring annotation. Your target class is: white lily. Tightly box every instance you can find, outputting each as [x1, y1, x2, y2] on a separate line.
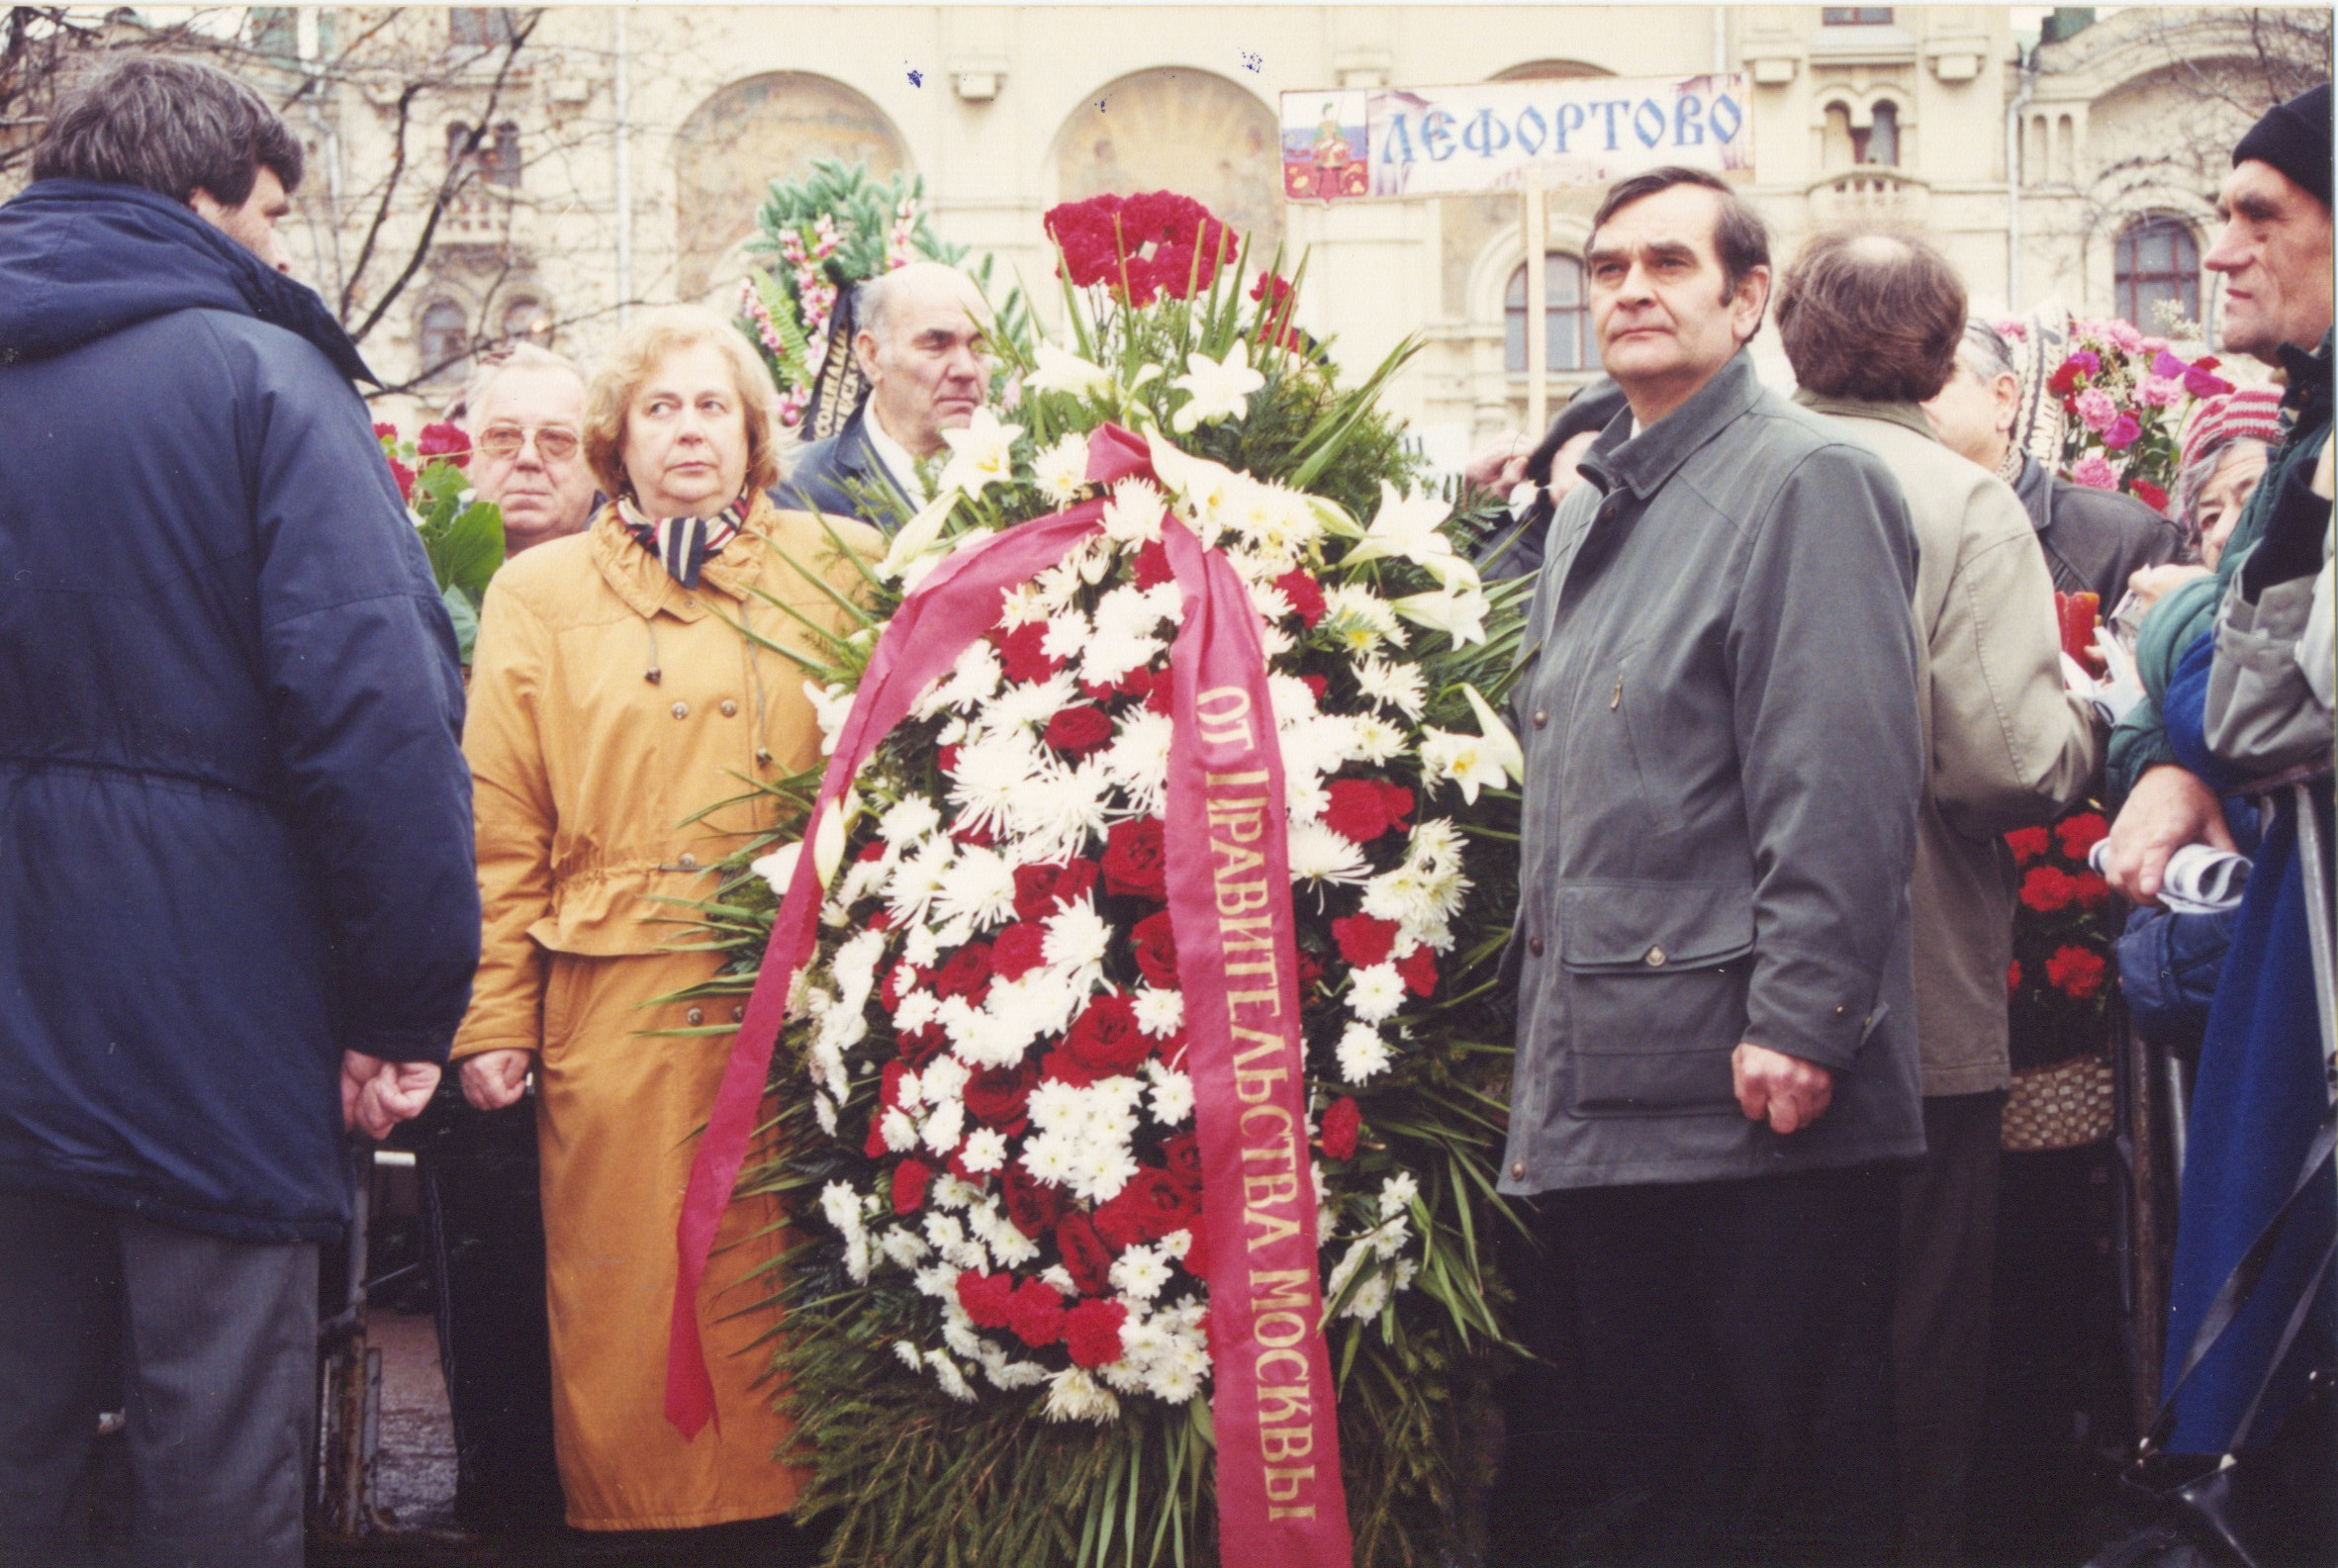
[878, 488, 960, 582]
[1169, 342, 1264, 434]
[1458, 683, 1526, 784]
[750, 841, 801, 896]
[1391, 585, 1490, 647]
[1024, 340, 1115, 401]
[937, 408, 1022, 499]
[1346, 481, 1457, 572]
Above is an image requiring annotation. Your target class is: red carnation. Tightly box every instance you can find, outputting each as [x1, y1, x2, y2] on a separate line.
[2047, 361, 2082, 396]
[1332, 913, 1399, 968]
[1135, 539, 1173, 589]
[964, 1061, 1038, 1134]
[1055, 1212, 1114, 1295]
[1063, 1298, 1129, 1368]
[1181, 1214, 1210, 1280]
[417, 420, 471, 468]
[1323, 779, 1413, 845]
[931, 942, 993, 1001]
[2019, 866, 2079, 914]
[1146, 677, 1174, 716]
[892, 1159, 934, 1216]
[1397, 944, 1439, 998]
[2074, 871, 2111, 910]
[2056, 813, 2109, 860]
[881, 960, 919, 1010]
[388, 455, 417, 505]
[880, 1059, 913, 1111]
[1161, 1131, 1203, 1190]
[1131, 909, 1180, 987]
[2131, 479, 2170, 514]
[1007, 1278, 1068, 1347]
[994, 621, 1061, 685]
[1000, 1163, 1064, 1238]
[2185, 366, 2235, 399]
[1319, 1096, 1363, 1160]
[864, 1116, 890, 1159]
[1296, 947, 1325, 994]
[372, 421, 400, 443]
[1102, 818, 1169, 900]
[1046, 705, 1115, 760]
[1013, 859, 1100, 922]
[990, 921, 1047, 981]
[956, 1269, 1016, 1331]
[1274, 569, 1327, 627]
[2006, 827, 2051, 865]
[2044, 944, 2106, 1000]
[1040, 1049, 1101, 1086]
[955, 820, 997, 850]
[1065, 991, 1152, 1076]
[2007, 961, 2022, 994]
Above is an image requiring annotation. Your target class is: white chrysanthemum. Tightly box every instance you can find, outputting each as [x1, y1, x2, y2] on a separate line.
[1257, 618, 1295, 661]
[1039, 608, 1092, 667]
[1337, 1021, 1393, 1083]
[985, 1356, 1053, 1392]
[1286, 771, 1330, 827]
[808, 1037, 848, 1103]
[917, 637, 1003, 719]
[1353, 656, 1429, 719]
[1286, 820, 1369, 884]
[932, 1172, 983, 1211]
[1032, 432, 1091, 506]
[803, 682, 856, 755]
[920, 1055, 971, 1105]
[948, 732, 1046, 842]
[1067, 1137, 1139, 1206]
[1042, 1366, 1121, 1425]
[1042, 898, 1112, 990]
[1132, 985, 1184, 1039]
[934, 843, 1017, 930]
[1380, 1169, 1420, 1221]
[960, 1127, 1009, 1174]
[1351, 713, 1409, 767]
[1348, 962, 1406, 1023]
[1111, 1245, 1173, 1302]
[812, 1091, 839, 1137]
[893, 1339, 924, 1372]
[1409, 818, 1467, 873]
[880, 1226, 932, 1272]
[946, 1002, 1035, 1069]
[1149, 1357, 1204, 1405]
[940, 1305, 984, 1359]
[1101, 478, 1167, 545]
[894, 988, 939, 1035]
[1266, 672, 1320, 732]
[894, 1067, 926, 1108]
[1101, 709, 1175, 816]
[1322, 584, 1407, 655]
[1019, 1133, 1078, 1188]
[821, 1181, 864, 1243]
[880, 1106, 919, 1153]
[1026, 1078, 1086, 1134]
[921, 1097, 967, 1155]
[925, 1349, 978, 1404]
[1148, 1065, 1195, 1126]
[1007, 758, 1111, 866]
[885, 835, 956, 929]
[751, 842, 801, 897]
[879, 796, 942, 846]
[831, 928, 888, 1011]
[1246, 579, 1296, 625]
[912, 1263, 957, 1299]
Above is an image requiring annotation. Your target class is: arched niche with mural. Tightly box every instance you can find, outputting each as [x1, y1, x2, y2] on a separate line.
[673, 72, 909, 302]
[1051, 69, 1282, 260]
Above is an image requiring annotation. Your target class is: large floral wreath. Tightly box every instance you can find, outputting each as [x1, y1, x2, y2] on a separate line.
[685, 196, 1526, 1567]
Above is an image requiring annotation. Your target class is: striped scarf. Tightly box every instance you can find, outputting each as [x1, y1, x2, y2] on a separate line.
[617, 496, 747, 590]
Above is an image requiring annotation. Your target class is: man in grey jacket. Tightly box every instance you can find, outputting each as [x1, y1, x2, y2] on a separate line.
[1494, 167, 1927, 1566]
[1777, 230, 2101, 1566]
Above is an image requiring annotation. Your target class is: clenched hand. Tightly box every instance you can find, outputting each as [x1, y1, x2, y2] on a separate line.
[1732, 1043, 1834, 1136]
[340, 1052, 440, 1140]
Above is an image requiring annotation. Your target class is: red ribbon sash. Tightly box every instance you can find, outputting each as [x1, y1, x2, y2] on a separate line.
[665, 424, 1351, 1568]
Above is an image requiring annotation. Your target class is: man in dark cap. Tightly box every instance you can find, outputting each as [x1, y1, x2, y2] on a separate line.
[2104, 81, 2331, 900]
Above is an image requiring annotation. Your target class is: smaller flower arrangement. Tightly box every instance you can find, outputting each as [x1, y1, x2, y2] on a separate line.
[1043, 192, 1240, 308]
[2026, 314, 2235, 513]
[2005, 808, 2115, 1071]
[374, 420, 503, 660]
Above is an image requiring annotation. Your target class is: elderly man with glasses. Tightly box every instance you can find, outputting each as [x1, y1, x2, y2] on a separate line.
[464, 343, 599, 556]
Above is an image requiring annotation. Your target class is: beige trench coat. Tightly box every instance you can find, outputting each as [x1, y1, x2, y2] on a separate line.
[452, 498, 877, 1529]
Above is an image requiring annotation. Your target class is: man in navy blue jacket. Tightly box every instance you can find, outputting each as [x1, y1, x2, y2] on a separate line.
[0, 57, 479, 1566]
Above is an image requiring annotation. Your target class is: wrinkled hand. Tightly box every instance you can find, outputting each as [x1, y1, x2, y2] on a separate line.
[461, 1049, 533, 1112]
[2103, 764, 2237, 908]
[2127, 563, 2210, 609]
[1732, 1043, 1834, 1136]
[340, 1053, 441, 1140]
[1463, 433, 1532, 496]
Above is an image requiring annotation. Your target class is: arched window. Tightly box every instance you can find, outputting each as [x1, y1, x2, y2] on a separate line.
[449, 8, 517, 47]
[420, 301, 470, 382]
[2116, 218, 2199, 326]
[499, 296, 550, 345]
[1863, 101, 1899, 166]
[1505, 254, 1591, 375]
[485, 122, 522, 188]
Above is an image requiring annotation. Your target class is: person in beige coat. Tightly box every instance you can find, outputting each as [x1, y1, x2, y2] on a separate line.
[452, 304, 879, 1557]
[1777, 231, 2101, 1566]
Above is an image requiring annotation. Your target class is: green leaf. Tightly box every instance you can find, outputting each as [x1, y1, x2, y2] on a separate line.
[424, 499, 505, 599]
[440, 584, 478, 664]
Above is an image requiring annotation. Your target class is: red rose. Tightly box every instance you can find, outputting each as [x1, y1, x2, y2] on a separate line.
[1135, 540, 1173, 589]
[1274, 569, 1327, 627]
[955, 820, 996, 849]
[932, 943, 993, 1001]
[1045, 705, 1115, 759]
[2074, 872, 2111, 910]
[964, 1061, 1038, 1133]
[1013, 860, 1100, 922]
[1296, 947, 1325, 994]
[1118, 666, 1159, 701]
[2056, 813, 2109, 860]
[1131, 910, 1180, 987]
[1006, 1278, 1067, 1347]
[956, 1269, 1016, 1331]
[990, 921, 1047, 981]
[1181, 1213, 1209, 1280]
[1063, 1298, 1128, 1368]
[1102, 818, 1169, 900]
[1040, 1048, 1101, 1086]
[1397, 944, 1439, 998]
[2019, 866, 2079, 913]
[2007, 961, 2022, 994]
[1055, 1212, 1114, 1295]
[895, 1022, 948, 1067]
[2044, 944, 2106, 1000]
[1094, 1167, 1200, 1251]
[1001, 1163, 1064, 1238]
[1161, 1131, 1203, 1190]
[417, 420, 471, 468]
[994, 621, 1061, 685]
[1065, 991, 1151, 1076]
[892, 1159, 934, 1216]
[1332, 913, 1399, 968]
[1319, 1096, 1363, 1160]
[2006, 827, 2051, 865]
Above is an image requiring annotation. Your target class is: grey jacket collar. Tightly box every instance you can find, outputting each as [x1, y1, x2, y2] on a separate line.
[1791, 391, 1938, 442]
[1578, 349, 1768, 502]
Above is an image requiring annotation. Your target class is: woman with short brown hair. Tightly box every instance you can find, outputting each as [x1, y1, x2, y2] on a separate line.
[452, 304, 878, 1556]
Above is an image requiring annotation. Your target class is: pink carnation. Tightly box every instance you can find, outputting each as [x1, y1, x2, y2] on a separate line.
[2105, 320, 2144, 354]
[2072, 455, 2120, 491]
[2104, 413, 2141, 450]
[2076, 388, 2118, 433]
[2141, 336, 2171, 354]
[2136, 375, 2183, 409]
[2151, 348, 2191, 379]
[1995, 318, 2028, 342]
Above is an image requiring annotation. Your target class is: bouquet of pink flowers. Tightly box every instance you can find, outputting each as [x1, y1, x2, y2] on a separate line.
[2027, 316, 2234, 512]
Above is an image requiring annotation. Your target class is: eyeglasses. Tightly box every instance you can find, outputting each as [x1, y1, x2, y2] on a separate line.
[477, 424, 581, 461]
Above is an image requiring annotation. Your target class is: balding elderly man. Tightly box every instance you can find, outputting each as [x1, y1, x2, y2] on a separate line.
[464, 343, 598, 556]
[783, 261, 989, 529]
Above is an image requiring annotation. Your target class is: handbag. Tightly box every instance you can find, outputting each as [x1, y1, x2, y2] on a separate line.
[2090, 1108, 2338, 1568]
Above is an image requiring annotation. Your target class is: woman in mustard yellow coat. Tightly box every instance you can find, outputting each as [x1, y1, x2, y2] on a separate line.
[452, 305, 877, 1551]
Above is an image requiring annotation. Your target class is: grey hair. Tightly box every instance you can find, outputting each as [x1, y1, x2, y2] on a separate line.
[460, 342, 587, 431]
[1954, 319, 2018, 382]
[33, 55, 304, 206]
[2170, 433, 2273, 545]
[855, 262, 983, 348]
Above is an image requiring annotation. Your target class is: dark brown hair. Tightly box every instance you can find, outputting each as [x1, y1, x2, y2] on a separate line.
[1588, 165, 1772, 311]
[33, 55, 303, 207]
[1775, 230, 1967, 404]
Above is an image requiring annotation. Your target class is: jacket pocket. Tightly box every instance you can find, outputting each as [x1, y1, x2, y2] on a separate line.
[1559, 881, 1755, 1117]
